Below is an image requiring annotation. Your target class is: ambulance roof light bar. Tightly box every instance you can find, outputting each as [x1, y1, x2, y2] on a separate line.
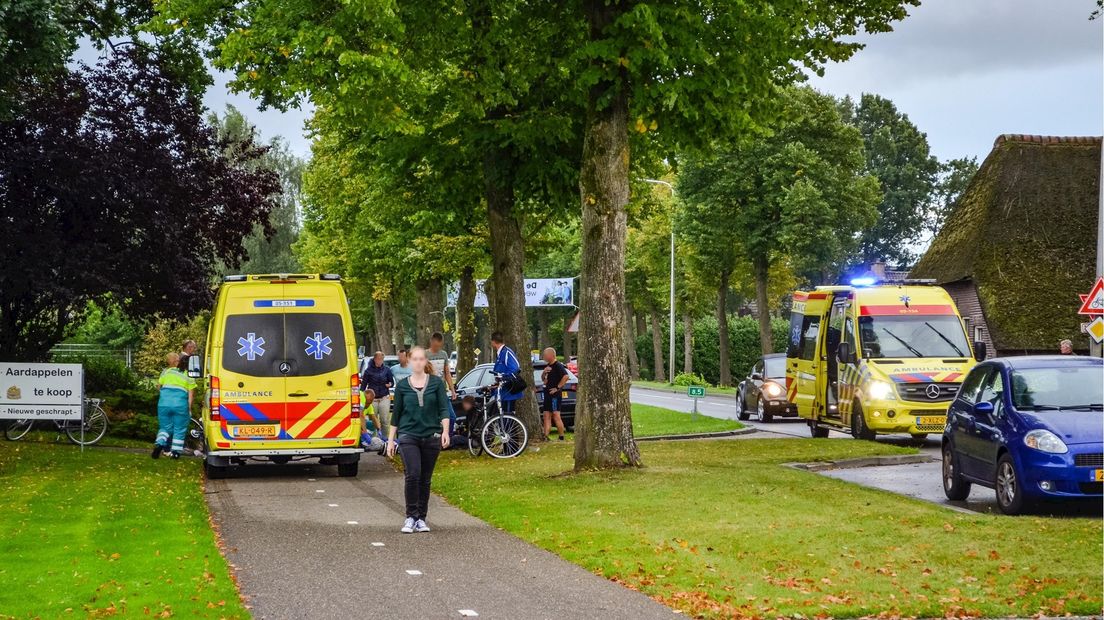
[850, 277, 876, 287]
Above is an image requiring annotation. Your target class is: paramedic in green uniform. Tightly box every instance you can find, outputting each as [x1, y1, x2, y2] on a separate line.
[152, 352, 196, 459]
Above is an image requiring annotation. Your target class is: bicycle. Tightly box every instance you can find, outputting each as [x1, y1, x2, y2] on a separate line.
[468, 380, 528, 459]
[4, 398, 109, 446]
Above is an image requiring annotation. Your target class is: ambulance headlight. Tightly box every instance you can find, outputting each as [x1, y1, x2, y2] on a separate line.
[868, 381, 895, 401]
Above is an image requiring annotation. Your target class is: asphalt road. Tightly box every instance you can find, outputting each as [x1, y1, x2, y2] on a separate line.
[206, 455, 677, 620]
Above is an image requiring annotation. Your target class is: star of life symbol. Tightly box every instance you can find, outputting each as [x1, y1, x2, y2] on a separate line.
[899, 294, 911, 308]
[237, 333, 266, 361]
[305, 332, 332, 360]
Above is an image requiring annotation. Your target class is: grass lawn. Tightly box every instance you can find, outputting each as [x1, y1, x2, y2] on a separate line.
[434, 439, 1102, 619]
[633, 380, 738, 396]
[0, 442, 247, 619]
[631, 404, 742, 437]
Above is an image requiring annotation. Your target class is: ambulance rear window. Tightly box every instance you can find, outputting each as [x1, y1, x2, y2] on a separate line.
[222, 313, 347, 377]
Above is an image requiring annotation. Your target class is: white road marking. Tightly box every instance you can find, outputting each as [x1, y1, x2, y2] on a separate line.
[458, 610, 479, 617]
[371, 542, 385, 547]
[307, 478, 316, 481]
[347, 521, 359, 525]
[406, 570, 422, 575]
[327, 503, 339, 507]
[315, 489, 325, 493]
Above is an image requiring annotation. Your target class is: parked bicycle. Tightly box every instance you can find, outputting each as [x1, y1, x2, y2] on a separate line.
[463, 379, 528, 459]
[4, 398, 109, 446]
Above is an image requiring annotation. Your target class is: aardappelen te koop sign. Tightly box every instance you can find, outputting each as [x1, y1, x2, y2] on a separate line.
[0, 363, 83, 420]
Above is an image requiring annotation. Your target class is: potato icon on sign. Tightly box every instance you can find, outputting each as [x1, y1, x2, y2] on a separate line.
[6, 386, 20, 400]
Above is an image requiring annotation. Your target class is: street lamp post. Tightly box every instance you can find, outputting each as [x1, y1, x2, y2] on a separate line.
[644, 179, 677, 384]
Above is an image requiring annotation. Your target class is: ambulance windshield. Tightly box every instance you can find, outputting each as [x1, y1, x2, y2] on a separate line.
[857, 315, 970, 359]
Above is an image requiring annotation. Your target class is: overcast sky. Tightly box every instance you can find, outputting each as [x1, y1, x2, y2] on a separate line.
[204, 0, 1101, 163]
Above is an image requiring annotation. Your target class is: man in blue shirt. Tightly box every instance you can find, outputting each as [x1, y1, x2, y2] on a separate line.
[491, 331, 523, 414]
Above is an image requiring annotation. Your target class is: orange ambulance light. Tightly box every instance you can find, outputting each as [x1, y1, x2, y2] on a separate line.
[209, 376, 221, 421]
[350, 373, 361, 418]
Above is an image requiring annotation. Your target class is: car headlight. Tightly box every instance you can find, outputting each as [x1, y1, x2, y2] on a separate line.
[867, 380, 895, 401]
[1023, 429, 1068, 454]
[763, 382, 783, 397]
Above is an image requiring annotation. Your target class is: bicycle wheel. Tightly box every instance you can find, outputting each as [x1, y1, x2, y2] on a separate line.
[480, 414, 528, 459]
[5, 420, 34, 441]
[185, 417, 207, 456]
[65, 405, 108, 445]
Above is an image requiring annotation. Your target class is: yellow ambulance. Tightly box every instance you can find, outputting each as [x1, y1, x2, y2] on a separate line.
[188, 274, 362, 478]
[785, 279, 982, 440]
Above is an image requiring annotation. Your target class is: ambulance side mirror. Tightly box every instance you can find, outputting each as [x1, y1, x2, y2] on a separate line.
[187, 355, 202, 379]
[837, 342, 856, 364]
[973, 341, 987, 362]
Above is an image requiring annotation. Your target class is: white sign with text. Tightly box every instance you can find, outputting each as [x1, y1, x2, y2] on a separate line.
[447, 278, 575, 308]
[0, 363, 83, 420]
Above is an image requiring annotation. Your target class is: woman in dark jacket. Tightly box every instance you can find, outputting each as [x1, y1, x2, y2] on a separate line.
[386, 346, 450, 533]
[360, 351, 394, 431]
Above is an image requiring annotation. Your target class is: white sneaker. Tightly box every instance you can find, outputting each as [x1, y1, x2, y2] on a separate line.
[401, 517, 415, 533]
[414, 519, 431, 533]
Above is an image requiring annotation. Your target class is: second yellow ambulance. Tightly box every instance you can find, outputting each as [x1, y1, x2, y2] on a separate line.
[786, 279, 982, 440]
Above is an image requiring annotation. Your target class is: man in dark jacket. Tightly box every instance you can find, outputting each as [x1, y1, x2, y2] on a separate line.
[360, 351, 394, 432]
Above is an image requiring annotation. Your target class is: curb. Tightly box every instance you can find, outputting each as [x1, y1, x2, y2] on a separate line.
[631, 383, 738, 398]
[636, 427, 756, 442]
[785, 453, 934, 472]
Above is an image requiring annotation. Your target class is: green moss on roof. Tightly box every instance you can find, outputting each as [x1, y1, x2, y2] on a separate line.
[912, 135, 1101, 351]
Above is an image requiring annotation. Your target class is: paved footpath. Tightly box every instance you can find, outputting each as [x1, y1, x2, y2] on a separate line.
[206, 456, 678, 620]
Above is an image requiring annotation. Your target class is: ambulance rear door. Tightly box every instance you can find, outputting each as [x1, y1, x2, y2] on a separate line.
[787, 292, 832, 420]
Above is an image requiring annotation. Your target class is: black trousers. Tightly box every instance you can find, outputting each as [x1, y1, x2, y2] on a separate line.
[397, 434, 442, 520]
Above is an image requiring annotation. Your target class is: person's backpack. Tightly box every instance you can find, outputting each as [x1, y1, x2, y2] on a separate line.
[501, 371, 527, 395]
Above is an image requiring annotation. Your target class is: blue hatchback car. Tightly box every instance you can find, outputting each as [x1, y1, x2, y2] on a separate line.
[942, 355, 1103, 514]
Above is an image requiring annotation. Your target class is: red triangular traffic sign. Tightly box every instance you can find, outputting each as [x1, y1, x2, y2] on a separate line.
[1078, 277, 1104, 315]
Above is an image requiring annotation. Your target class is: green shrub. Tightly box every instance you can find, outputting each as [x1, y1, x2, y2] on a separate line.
[673, 372, 710, 387]
[636, 315, 790, 385]
[101, 387, 161, 440]
[52, 355, 139, 396]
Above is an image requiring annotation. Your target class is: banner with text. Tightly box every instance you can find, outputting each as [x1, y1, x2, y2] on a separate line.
[447, 278, 575, 308]
[0, 363, 83, 420]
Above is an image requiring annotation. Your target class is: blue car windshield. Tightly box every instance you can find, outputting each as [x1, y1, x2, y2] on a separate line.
[1011, 367, 1104, 411]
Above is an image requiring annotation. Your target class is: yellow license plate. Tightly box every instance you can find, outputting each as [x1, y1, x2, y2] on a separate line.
[1095, 469, 1102, 482]
[562, 391, 569, 398]
[917, 416, 945, 426]
[232, 424, 278, 438]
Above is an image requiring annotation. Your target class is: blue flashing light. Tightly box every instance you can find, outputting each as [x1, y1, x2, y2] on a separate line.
[850, 277, 877, 287]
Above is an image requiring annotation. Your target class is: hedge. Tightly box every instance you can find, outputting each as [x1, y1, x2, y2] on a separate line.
[636, 315, 790, 386]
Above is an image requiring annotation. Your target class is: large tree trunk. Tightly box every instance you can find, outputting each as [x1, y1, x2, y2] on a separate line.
[536, 309, 550, 354]
[372, 299, 388, 354]
[415, 278, 444, 346]
[649, 310, 666, 383]
[562, 321, 573, 359]
[754, 257, 773, 354]
[682, 311, 693, 375]
[717, 269, 732, 387]
[456, 267, 477, 377]
[574, 10, 640, 468]
[390, 297, 405, 353]
[483, 148, 540, 437]
[625, 302, 640, 380]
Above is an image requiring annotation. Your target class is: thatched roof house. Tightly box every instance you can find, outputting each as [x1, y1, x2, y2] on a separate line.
[911, 134, 1101, 355]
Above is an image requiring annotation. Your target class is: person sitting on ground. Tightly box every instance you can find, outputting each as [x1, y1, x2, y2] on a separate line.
[448, 395, 478, 450]
[360, 389, 386, 453]
[152, 352, 195, 460]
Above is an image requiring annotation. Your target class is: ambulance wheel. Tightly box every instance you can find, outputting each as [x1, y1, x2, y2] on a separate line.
[204, 460, 227, 479]
[337, 462, 359, 478]
[809, 420, 829, 438]
[735, 389, 751, 421]
[850, 404, 876, 441]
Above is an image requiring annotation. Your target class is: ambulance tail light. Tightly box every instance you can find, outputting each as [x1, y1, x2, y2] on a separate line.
[350, 373, 361, 418]
[209, 376, 221, 421]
